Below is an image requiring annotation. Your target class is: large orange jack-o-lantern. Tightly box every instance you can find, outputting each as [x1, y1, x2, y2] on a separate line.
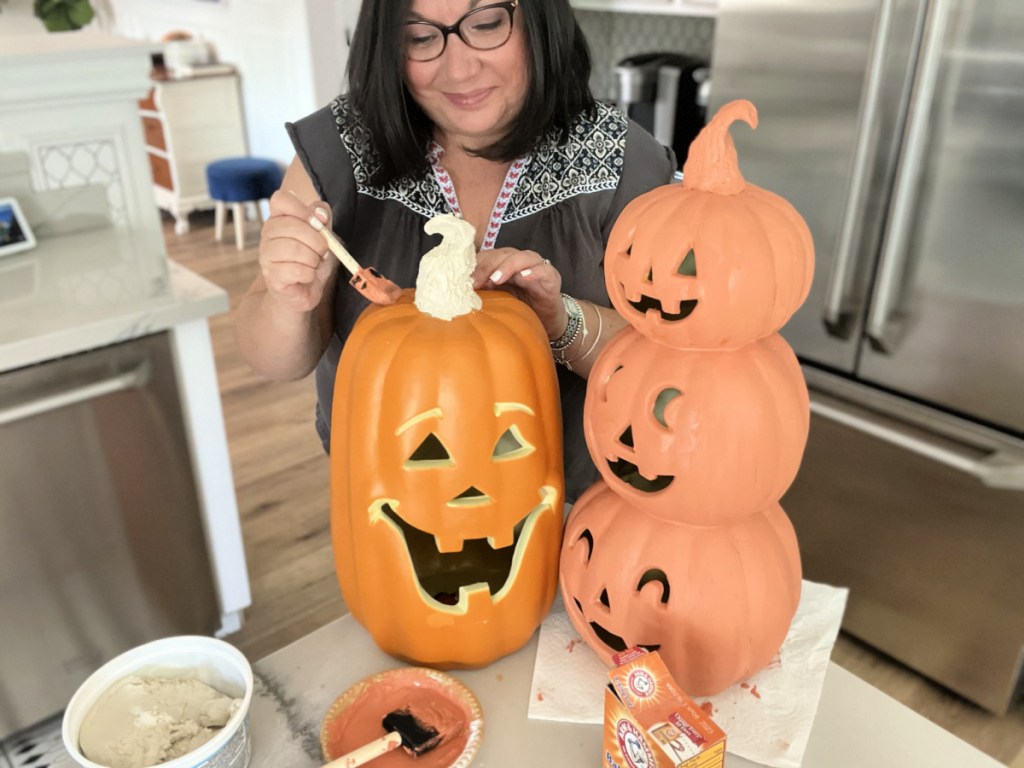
[331, 215, 564, 668]
[604, 100, 814, 351]
[584, 328, 809, 525]
[559, 481, 801, 696]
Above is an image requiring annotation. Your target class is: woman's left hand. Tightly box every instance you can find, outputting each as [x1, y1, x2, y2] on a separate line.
[473, 248, 566, 340]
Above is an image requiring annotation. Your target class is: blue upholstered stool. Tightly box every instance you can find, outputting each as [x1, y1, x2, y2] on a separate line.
[206, 157, 283, 250]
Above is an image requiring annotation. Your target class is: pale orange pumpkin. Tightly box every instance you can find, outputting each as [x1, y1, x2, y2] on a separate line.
[584, 327, 808, 525]
[559, 480, 801, 696]
[604, 99, 814, 350]
[330, 286, 565, 668]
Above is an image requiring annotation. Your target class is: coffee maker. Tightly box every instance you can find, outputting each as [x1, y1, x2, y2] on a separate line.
[615, 52, 710, 165]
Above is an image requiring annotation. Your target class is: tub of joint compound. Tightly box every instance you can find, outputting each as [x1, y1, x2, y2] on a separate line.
[63, 636, 253, 768]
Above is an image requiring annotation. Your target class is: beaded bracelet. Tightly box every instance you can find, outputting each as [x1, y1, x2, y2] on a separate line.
[550, 293, 583, 353]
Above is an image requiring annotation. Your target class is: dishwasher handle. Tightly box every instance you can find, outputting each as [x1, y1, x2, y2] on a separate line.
[809, 390, 1024, 490]
[0, 363, 151, 427]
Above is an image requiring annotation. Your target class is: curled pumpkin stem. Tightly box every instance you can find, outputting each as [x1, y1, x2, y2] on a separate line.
[415, 214, 483, 321]
[682, 99, 758, 196]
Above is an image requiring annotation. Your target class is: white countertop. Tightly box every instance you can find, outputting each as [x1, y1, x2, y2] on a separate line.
[0, 227, 227, 373]
[248, 614, 1003, 768]
[0, 30, 156, 60]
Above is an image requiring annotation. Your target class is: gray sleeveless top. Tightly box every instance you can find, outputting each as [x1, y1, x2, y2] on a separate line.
[286, 96, 675, 502]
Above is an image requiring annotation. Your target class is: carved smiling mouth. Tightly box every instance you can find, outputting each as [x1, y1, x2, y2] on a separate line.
[625, 291, 699, 322]
[607, 457, 674, 493]
[372, 488, 556, 611]
[572, 598, 660, 654]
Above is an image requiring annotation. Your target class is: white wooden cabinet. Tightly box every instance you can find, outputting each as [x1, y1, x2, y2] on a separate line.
[570, 0, 717, 16]
[139, 72, 248, 234]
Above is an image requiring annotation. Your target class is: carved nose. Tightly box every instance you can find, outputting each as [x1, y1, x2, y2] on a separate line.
[448, 486, 492, 507]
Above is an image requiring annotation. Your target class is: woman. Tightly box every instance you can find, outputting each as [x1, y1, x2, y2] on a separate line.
[236, 0, 676, 502]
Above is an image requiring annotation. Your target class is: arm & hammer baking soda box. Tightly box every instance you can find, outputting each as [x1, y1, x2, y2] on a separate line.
[604, 648, 726, 768]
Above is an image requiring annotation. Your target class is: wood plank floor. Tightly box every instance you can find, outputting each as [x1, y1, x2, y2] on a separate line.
[164, 211, 1024, 766]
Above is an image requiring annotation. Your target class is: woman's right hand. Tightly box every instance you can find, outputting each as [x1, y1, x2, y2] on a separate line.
[258, 188, 338, 314]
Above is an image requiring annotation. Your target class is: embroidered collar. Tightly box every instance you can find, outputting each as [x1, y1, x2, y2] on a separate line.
[331, 98, 627, 244]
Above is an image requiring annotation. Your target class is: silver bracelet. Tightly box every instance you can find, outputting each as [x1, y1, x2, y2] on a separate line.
[550, 293, 583, 352]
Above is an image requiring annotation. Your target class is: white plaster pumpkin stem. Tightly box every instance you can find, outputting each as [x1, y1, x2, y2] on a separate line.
[415, 214, 483, 321]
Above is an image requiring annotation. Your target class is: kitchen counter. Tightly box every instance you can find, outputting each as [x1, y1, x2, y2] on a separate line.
[0, 227, 224, 373]
[0, 223, 250, 637]
[249, 614, 1004, 767]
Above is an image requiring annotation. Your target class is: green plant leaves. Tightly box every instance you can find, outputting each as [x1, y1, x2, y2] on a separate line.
[33, 0, 94, 31]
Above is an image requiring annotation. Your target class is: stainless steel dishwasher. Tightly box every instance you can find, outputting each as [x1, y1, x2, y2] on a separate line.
[0, 331, 221, 738]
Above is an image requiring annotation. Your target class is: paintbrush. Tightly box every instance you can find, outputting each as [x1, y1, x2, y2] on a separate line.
[323, 707, 443, 767]
[308, 215, 402, 306]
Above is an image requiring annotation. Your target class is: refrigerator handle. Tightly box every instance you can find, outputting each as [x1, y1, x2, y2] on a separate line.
[809, 391, 1024, 491]
[0, 363, 150, 427]
[823, 0, 897, 340]
[866, 0, 952, 354]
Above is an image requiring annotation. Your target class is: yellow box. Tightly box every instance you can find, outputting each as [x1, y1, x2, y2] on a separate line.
[603, 648, 726, 768]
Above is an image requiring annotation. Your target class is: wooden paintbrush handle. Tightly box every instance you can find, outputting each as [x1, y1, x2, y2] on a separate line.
[322, 730, 402, 768]
[314, 220, 363, 276]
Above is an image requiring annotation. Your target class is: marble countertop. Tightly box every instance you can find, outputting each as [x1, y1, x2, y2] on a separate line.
[0, 227, 227, 374]
[249, 614, 1004, 768]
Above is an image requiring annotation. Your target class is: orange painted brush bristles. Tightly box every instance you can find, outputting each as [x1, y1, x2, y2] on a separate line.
[308, 215, 402, 306]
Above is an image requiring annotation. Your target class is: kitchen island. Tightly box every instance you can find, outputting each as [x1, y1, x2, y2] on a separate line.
[0, 224, 251, 736]
[249, 614, 1003, 768]
[1, 30, 250, 737]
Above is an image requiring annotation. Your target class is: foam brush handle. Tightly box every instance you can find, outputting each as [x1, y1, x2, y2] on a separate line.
[323, 730, 402, 768]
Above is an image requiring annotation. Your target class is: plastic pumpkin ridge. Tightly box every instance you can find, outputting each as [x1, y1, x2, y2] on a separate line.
[330, 215, 565, 669]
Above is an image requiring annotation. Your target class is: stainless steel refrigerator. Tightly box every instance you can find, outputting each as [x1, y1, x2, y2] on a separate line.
[708, 0, 1024, 714]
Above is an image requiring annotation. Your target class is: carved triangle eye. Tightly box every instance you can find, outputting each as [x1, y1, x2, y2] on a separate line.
[677, 248, 697, 276]
[405, 433, 452, 469]
[492, 425, 534, 461]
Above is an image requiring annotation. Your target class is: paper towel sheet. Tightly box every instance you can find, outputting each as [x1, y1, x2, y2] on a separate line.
[529, 580, 848, 768]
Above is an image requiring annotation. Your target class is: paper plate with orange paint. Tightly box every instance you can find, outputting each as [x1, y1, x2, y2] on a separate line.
[319, 667, 483, 768]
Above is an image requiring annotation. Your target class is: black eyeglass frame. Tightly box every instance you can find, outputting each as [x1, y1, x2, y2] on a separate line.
[403, 0, 519, 62]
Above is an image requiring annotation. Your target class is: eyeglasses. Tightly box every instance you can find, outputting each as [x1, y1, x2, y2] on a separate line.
[403, 1, 518, 62]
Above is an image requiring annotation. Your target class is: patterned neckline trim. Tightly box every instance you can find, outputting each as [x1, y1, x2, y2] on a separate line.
[428, 141, 530, 251]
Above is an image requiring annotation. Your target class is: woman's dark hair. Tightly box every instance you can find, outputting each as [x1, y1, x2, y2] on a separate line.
[347, 0, 596, 186]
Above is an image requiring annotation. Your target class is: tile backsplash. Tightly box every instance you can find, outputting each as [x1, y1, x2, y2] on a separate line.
[575, 10, 716, 101]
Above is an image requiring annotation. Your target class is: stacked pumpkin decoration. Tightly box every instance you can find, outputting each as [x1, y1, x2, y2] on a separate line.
[331, 215, 565, 669]
[559, 100, 815, 696]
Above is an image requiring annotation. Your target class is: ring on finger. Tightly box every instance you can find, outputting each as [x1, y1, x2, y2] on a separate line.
[520, 258, 550, 278]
